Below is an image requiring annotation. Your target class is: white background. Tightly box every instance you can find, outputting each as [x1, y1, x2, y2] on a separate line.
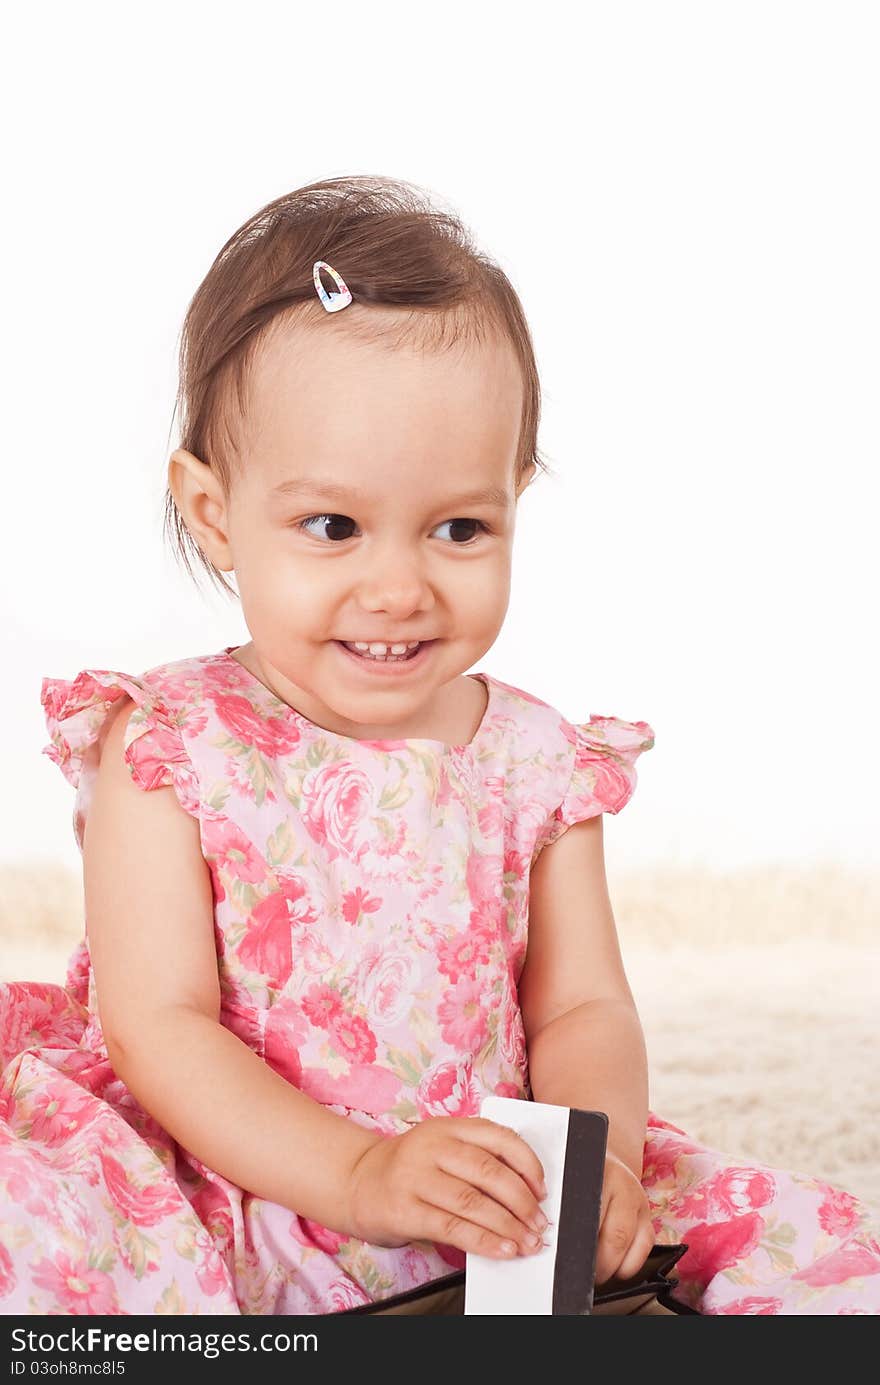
[3, 1, 877, 876]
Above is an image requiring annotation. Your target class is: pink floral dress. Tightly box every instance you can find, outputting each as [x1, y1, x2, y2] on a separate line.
[1, 646, 878, 1315]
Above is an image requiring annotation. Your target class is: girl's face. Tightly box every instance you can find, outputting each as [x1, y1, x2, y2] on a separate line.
[174, 312, 532, 739]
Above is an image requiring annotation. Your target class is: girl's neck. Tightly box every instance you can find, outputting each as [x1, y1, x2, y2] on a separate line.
[229, 642, 489, 745]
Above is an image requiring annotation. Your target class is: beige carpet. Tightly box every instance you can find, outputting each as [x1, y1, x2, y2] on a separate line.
[2, 861, 878, 1208]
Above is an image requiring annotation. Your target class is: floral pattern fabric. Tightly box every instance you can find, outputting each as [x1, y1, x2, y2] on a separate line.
[0, 646, 878, 1314]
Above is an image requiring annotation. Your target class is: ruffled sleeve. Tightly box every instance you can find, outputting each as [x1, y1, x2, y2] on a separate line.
[535, 714, 655, 855]
[41, 668, 201, 851]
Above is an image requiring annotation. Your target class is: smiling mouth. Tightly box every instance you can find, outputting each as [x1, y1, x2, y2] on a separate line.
[338, 640, 431, 663]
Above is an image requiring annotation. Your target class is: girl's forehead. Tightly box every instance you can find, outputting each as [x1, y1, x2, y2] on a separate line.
[242, 315, 523, 466]
[254, 308, 519, 390]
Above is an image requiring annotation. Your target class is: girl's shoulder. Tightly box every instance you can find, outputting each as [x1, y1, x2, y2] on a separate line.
[483, 673, 655, 849]
[484, 671, 655, 768]
[41, 649, 251, 738]
[40, 650, 233, 853]
[40, 649, 229, 772]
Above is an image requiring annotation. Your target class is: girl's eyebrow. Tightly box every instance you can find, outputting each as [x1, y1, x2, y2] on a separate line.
[269, 477, 511, 509]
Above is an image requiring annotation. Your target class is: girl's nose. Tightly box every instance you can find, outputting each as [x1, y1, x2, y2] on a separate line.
[357, 545, 433, 615]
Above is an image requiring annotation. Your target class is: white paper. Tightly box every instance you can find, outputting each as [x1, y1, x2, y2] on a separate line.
[464, 1096, 570, 1315]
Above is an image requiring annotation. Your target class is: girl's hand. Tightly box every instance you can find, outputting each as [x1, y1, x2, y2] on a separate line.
[595, 1151, 655, 1285]
[347, 1116, 549, 1260]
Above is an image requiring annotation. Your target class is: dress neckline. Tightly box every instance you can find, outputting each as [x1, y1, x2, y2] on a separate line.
[217, 647, 494, 753]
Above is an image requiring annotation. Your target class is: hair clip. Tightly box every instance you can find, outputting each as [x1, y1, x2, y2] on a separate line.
[313, 260, 353, 314]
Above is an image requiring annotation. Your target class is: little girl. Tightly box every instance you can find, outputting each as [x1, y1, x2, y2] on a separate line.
[2, 176, 878, 1316]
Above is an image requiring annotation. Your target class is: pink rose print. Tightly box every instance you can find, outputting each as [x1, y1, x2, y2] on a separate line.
[64, 940, 91, 1006]
[290, 1217, 347, 1255]
[716, 1295, 783, 1315]
[358, 948, 418, 1026]
[237, 891, 293, 986]
[329, 1011, 378, 1065]
[154, 666, 210, 716]
[118, 1238, 159, 1280]
[263, 1005, 305, 1089]
[298, 1060, 401, 1113]
[507, 940, 526, 979]
[477, 790, 504, 836]
[40, 676, 70, 728]
[202, 819, 267, 884]
[195, 1245, 230, 1297]
[359, 739, 410, 752]
[571, 747, 630, 814]
[31, 1250, 120, 1314]
[683, 1166, 776, 1222]
[465, 849, 503, 914]
[497, 1002, 526, 1070]
[817, 1186, 861, 1236]
[642, 1135, 701, 1188]
[518, 794, 555, 847]
[502, 846, 526, 882]
[437, 975, 488, 1051]
[401, 1246, 433, 1285]
[326, 1277, 370, 1311]
[414, 862, 444, 903]
[436, 763, 454, 808]
[3, 1156, 59, 1218]
[302, 984, 343, 1029]
[678, 1212, 764, 1286]
[298, 932, 344, 976]
[0, 984, 86, 1067]
[273, 872, 320, 936]
[708, 1167, 775, 1216]
[494, 1081, 523, 1098]
[100, 1152, 182, 1227]
[373, 818, 407, 858]
[342, 885, 383, 924]
[301, 762, 372, 862]
[221, 1003, 265, 1053]
[793, 1240, 880, 1287]
[416, 1061, 480, 1118]
[21, 657, 671, 1312]
[189, 1182, 235, 1248]
[125, 720, 186, 793]
[213, 693, 301, 756]
[0, 1243, 15, 1298]
[436, 923, 493, 984]
[25, 1082, 95, 1148]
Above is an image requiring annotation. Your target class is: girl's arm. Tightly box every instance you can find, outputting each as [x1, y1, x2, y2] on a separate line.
[519, 814, 653, 1279]
[83, 699, 546, 1260]
[83, 698, 383, 1230]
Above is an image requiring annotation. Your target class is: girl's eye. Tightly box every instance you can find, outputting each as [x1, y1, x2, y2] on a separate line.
[435, 517, 487, 542]
[296, 515, 357, 540]
[296, 517, 487, 542]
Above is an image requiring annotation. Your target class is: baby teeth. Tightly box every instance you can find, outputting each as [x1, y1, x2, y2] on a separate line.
[345, 640, 422, 661]
[352, 641, 419, 655]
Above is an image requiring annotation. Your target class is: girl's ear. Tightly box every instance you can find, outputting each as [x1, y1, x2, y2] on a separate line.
[516, 460, 537, 498]
[168, 448, 235, 572]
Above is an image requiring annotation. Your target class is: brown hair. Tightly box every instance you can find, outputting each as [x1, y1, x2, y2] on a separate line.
[165, 174, 552, 598]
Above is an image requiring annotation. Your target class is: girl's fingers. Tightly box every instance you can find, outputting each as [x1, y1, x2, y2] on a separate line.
[436, 1139, 549, 1238]
[426, 1168, 543, 1257]
[595, 1194, 654, 1285]
[452, 1117, 547, 1202]
[609, 1210, 655, 1285]
[421, 1168, 546, 1257]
